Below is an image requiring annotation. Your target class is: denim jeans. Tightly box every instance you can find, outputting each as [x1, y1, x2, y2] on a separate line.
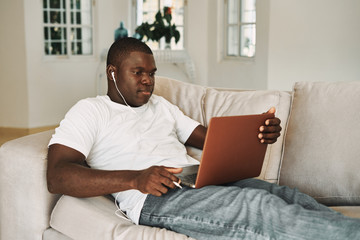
[139, 179, 360, 240]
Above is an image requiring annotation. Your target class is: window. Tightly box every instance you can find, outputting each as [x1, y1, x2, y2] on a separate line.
[136, 0, 185, 50]
[43, 0, 93, 56]
[225, 0, 256, 58]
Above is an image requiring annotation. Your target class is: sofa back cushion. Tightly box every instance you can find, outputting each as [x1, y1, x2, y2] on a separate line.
[154, 76, 206, 125]
[279, 81, 360, 205]
[203, 88, 292, 183]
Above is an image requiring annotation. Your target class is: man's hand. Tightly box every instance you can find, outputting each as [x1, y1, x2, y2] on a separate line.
[258, 107, 282, 144]
[134, 166, 183, 197]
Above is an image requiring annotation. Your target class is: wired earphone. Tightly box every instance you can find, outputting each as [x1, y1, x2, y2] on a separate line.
[110, 71, 136, 222]
[111, 72, 137, 115]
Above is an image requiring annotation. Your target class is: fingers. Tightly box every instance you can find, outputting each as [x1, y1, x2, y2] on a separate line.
[259, 114, 282, 144]
[160, 169, 180, 187]
[265, 107, 276, 114]
[258, 132, 281, 144]
[136, 166, 182, 197]
[264, 117, 281, 126]
[165, 167, 183, 174]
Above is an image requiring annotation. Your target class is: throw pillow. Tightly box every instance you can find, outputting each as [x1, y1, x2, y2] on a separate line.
[203, 88, 292, 182]
[279, 81, 360, 205]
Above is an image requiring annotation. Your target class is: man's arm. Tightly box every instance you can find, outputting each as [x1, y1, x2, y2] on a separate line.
[47, 144, 182, 197]
[184, 125, 207, 150]
[184, 107, 282, 149]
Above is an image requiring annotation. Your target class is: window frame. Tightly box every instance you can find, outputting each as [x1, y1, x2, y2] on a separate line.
[42, 0, 95, 59]
[223, 0, 256, 61]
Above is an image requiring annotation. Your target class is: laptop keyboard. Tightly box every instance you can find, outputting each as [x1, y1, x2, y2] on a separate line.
[180, 173, 197, 184]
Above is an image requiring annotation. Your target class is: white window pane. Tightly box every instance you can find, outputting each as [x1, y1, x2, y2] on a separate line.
[80, 0, 91, 11]
[44, 0, 93, 56]
[147, 41, 160, 50]
[71, 27, 92, 55]
[143, 0, 159, 13]
[79, 0, 92, 25]
[240, 24, 256, 57]
[172, 3, 184, 26]
[225, 0, 256, 58]
[136, 0, 143, 25]
[170, 26, 183, 50]
[81, 40, 92, 54]
[81, 27, 92, 41]
[227, 26, 239, 56]
[81, 11, 91, 25]
[172, 11, 183, 26]
[142, 11, 157, 23]
[228, 0, 239, 24]
[163, 0, 172, 7]
[241, 0, 256, 23]
[172, 0, 184, 10]
[138, 0, 159, 27]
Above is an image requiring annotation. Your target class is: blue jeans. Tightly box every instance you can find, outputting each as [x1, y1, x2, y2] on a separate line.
[139, 179, 360, 240]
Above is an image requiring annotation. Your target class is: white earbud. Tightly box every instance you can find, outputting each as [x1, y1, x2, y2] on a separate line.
[111, 72, 116, 82]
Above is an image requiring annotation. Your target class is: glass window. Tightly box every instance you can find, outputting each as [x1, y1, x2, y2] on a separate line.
[136, 0, 185, 50]
[225, 0, 256, 58]
[43, 0, 93, 56]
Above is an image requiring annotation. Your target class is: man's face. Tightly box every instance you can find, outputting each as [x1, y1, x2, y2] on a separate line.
[116, 51, 157, 107]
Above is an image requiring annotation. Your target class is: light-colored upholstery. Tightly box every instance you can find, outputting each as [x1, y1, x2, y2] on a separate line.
[1, 76, 359, 240]
[0, 130, 60, 240]
[50, 195, 195, 240]
[279, 81, 360, 205]
[203, 88, 292, 182]
[153, 76, 207, 125]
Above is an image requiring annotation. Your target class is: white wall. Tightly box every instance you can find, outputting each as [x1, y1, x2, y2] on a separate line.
[267, 0, 360, 90]
[206, 0, 270, 90]
[186, 0, 209, 86]
[22, 0, 133, 128]
[0, 0, 29, 128]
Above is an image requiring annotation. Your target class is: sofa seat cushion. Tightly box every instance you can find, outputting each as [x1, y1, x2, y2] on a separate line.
[279, 81, 360, 205]
[43, 228, 72, 240]
[50, 195, 195, 240]
[330, 206, 360, 219]
[203, 88, 292, 182]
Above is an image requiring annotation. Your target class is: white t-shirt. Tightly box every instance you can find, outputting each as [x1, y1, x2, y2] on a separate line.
[49, 95, 200, 224]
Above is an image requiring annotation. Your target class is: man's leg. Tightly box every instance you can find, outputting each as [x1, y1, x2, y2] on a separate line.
[228, 178, 334, 212]
[139, 183, 360, 240]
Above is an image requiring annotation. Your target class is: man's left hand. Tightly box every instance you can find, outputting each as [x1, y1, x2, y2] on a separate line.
[258, 107, 282, 144]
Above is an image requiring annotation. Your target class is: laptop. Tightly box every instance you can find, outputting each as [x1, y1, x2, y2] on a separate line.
[175, 112, 274, 188]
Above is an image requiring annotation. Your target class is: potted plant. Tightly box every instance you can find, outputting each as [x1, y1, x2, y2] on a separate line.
[135, 7, 180, 49]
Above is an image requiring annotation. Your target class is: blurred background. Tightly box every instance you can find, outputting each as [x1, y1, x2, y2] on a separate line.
[0, 0, 359, 142]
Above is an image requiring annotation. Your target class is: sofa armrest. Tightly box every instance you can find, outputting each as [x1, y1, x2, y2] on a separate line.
[51, 195, 195, 240]
[0, 130, 61, 240]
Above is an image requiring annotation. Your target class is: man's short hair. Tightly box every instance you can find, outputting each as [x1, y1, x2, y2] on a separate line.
[106, 37, 153, 67]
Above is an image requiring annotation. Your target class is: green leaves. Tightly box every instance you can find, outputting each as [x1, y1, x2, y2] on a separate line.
[135, 6, 180, 44]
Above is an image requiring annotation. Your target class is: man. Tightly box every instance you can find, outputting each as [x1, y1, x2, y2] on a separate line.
[47, 37, 360, 239]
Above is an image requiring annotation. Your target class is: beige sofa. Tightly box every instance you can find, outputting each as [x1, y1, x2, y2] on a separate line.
[1, 76, 360, 240]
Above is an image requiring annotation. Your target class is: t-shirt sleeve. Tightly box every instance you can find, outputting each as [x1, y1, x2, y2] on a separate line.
[164, 100, 200, 144]
[48, 99, 99, 157]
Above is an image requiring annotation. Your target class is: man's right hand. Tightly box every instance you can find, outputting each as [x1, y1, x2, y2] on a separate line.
[134, 166, 183, 196]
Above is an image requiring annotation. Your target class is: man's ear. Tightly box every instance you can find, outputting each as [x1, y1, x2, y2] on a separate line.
[106, 65, 116, 81]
